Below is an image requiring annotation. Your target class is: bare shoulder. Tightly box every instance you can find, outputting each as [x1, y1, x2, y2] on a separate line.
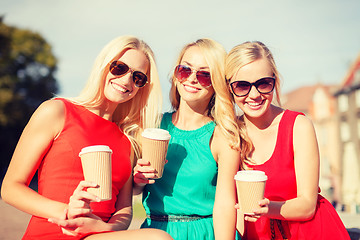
[211, 126, 240, 164]
[28, 99, 66, 135]
[293, 114, 318, 146]
[35, 99, 65, 117]
[293, 114, 315, 133]
[211, 126, 227, 148]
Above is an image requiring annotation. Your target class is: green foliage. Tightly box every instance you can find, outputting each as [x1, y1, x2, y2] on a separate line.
[0, 18, 59, 179]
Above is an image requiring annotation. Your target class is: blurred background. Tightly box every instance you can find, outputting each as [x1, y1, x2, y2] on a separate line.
[1, 0, 360, 239]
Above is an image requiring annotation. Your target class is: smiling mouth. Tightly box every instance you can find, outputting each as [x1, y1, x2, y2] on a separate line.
[183, 84, 201, 92]
[246, 100, 264, 107]
[112, 82, 130, 93]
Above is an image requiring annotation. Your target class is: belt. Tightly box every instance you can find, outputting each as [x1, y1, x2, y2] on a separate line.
[147, 214, 212, 222]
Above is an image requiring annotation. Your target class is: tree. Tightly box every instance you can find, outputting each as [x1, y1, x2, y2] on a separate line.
[0, 17, 59, 181]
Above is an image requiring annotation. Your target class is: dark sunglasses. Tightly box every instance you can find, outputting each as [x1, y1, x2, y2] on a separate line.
[109, 61, 148, 88]
[230, 77, 275, 97]
[174, 64, 212, 88]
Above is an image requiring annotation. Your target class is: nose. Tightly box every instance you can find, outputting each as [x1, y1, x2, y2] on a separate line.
[119, 71, 134, 87]
[187, 71, 198, 84]
[247, 85, 260, 98]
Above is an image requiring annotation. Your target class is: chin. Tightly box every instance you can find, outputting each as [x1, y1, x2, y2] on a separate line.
[106, 93, 135, 105]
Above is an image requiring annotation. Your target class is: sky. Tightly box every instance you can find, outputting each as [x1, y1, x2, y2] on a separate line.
[2, 0, 360, 111]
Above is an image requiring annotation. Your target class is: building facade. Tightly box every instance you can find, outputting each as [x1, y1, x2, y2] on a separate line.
[334, 53, 360, 213]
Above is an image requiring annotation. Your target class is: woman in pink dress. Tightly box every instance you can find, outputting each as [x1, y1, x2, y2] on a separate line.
[1, 35, 173, 240]
[225, 41, 350, 239]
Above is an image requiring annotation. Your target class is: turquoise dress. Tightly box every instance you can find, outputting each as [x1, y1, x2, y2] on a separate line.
[141, 112, 217, 240]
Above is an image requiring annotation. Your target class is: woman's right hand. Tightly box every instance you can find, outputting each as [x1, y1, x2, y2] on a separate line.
[49, 211, 105, 237]
[133, 158, 157, 187]
[67, 181, 100, 219]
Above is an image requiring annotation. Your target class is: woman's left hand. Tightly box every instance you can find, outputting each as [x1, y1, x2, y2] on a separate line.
[236, 198, 270, 222]
[246, 198, 270, 222]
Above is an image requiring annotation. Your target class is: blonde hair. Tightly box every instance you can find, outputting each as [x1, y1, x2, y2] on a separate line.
[225, 41, 281, 168]
[170, 38, 240, 150]
[72, 36, 162, 158]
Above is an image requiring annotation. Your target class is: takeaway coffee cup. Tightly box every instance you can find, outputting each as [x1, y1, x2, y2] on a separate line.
[79, 145, 112, 201]
[141, 128, 171, 179]
[234, 170, 268, 214]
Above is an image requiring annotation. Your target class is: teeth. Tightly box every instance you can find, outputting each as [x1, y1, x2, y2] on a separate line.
[112, 82, 129, 93]
[184, 85, 199, 91]
[247, 102, 261, 106]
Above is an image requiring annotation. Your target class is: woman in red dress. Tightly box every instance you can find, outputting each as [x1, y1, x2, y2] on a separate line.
[225, 41, 350, 239]
[1, 36, 173, 240]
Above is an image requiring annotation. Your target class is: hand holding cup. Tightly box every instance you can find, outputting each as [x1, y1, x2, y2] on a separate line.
[133, 158, 157, 186]
[141, 128, 171, 179]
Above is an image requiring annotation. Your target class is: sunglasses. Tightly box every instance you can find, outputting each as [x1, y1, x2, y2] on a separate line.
[174, 64, 212, 88]
[230, 77, 275, 97]
[109, 61, 148, 88]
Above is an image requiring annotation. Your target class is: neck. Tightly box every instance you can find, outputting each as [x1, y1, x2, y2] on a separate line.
[173, 100, 213, 130]
[244, 105, 283, 130]
[88, 101, 118, 122]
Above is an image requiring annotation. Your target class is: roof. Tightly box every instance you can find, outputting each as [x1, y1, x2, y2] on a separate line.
[282, 85, 318, 113]
[282, 84, 337, 114]
[340, 53, 360, 88]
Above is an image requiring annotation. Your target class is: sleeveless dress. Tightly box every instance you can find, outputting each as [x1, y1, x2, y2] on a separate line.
[141, 112, 217, 240]
[243, 110, 350, 240]
[22, 98, 132, 240]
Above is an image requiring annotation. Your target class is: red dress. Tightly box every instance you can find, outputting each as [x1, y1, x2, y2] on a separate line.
[22, 98, 132, 240]
[243, 110, 350, 240]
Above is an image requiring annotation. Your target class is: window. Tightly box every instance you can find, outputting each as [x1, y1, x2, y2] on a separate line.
[356, 89, 360, 108]
[340, 122, 350, 142]
[338, 94, 349, 112]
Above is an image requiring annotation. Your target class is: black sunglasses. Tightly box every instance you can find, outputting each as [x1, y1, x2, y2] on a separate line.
[230, 77, 275, 97]
[174, 64, 212, 88]
[109, 61, 148, 88]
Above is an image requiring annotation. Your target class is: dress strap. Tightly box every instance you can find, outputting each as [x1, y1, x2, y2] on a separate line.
[270, 219, 288, 240]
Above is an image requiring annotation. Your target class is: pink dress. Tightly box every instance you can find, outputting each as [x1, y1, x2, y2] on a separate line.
[243, 110, 350, 240]
[22, 98, 132, 239]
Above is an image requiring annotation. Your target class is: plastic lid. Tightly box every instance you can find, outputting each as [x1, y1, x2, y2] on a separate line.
[234, 170, 268, 182]
[141, 128, 171, 140]
[79, 145, 112, 156]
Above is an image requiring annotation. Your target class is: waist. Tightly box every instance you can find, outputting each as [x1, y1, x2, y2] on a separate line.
[147, 214, 212, 222]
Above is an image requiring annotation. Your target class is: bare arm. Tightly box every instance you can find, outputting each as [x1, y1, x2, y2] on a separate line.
[211, 127, 240, 240]
[1, 100, 67, 219]
[266, 115, 319, 220]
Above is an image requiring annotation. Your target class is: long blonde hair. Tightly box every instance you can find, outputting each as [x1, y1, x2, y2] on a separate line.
[170, 38, 240, 150]
[226, 41, 281, 168]
[73, 36, 162, 158]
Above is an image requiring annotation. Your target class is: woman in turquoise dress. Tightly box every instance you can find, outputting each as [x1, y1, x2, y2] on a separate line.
[133, 38, 242, 240]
